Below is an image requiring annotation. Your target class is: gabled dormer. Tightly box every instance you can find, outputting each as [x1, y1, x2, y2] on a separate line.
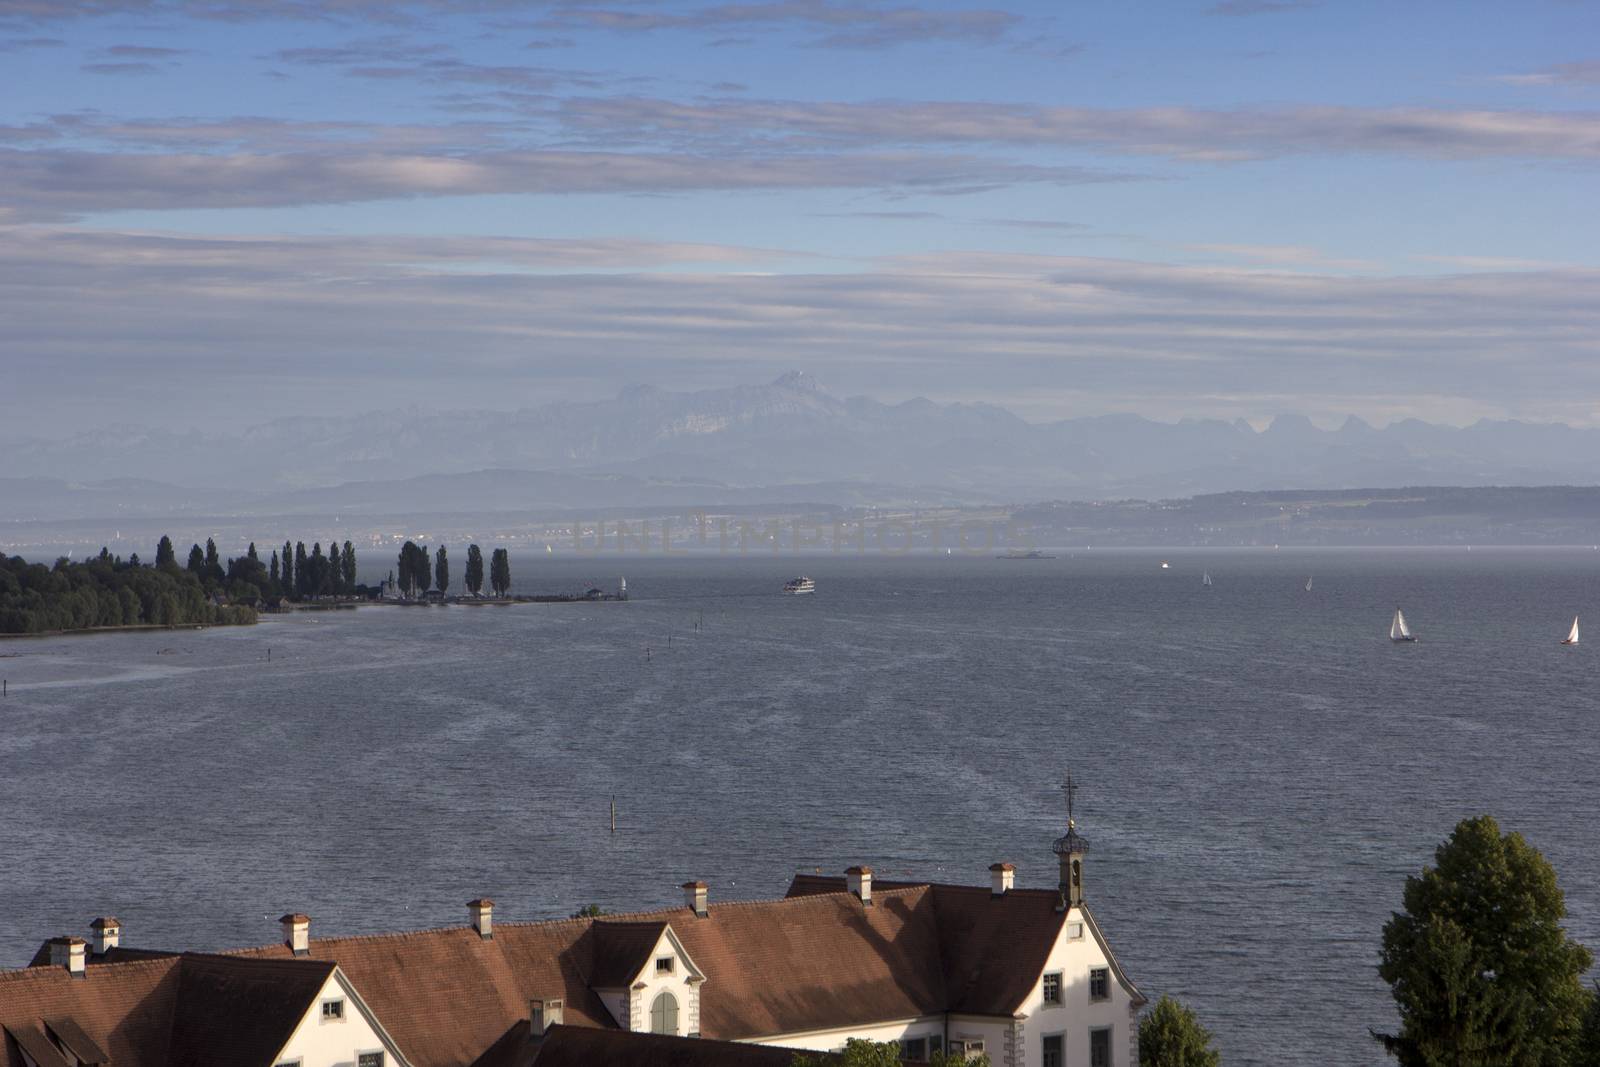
[588, 922, 706, 1037]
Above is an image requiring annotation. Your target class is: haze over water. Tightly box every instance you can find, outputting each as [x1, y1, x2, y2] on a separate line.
[2, 548, 1596, 1066]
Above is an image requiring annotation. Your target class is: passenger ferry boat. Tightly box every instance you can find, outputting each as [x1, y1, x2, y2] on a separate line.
[783, 576, 816, 595]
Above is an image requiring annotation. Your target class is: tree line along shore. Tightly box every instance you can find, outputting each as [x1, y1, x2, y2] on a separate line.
[0, 535, 519, 635]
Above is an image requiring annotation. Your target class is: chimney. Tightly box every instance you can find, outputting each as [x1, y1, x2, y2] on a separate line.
[530, 997, 564, 1036]
[681, 881, 708, 918]
[468, 899, 494, 940]
[49, 937, 87, 978]
[89, 917, 121, 955]
[989, 862, 1015, 897]
[845, 865, 873, 907]
[279, 913, 310, 956]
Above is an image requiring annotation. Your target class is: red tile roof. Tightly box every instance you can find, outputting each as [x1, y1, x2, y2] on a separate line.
[589, 922, 669, 988]
[0, 953, 338, 1067]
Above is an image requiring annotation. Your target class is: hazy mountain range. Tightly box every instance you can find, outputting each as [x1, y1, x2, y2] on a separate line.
[5, 372, 1600, 522]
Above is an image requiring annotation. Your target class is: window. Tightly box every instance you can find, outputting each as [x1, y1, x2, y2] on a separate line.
[655, 956, 675, 975]
[1042, 1033, 1064, 1067]
[321, 999, 344, 1021]
[900, 1037, 927, 1060]
[1089, 1027, 1112, 1067]
[357, 1054, 385, 1067]
[1042, 971, 1063, 1005]
[928, 1035, 942, 1056]
[1067, 922, 1085, 940]
[1089, 967, 1110, 1001]
[650, 991, 679, 1035]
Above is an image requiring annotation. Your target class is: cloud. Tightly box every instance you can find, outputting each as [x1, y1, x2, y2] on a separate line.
[551, 95, 1600, 161]
[102, 43, 188, 56]
[810, 210, 944, 220]
[2, 228, 1596, 427]
[0, 35, 64, 50]
[1495, 60, 1600, 87]
[1186, 242, 1383, 272]
[980, 217, 1086, 231]
[535, 1, 1025, 50]
[81, 60, 164, 74]
[1206, 0, 1315, 15]
[0, 145, 1124, 220]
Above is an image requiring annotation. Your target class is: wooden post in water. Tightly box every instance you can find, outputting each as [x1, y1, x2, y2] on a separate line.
[610, 795, 616, 834]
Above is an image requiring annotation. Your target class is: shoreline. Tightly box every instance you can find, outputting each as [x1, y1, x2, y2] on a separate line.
[0, 620, 246, 640]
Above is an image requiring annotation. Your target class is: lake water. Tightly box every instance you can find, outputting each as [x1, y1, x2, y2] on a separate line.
[2, 548, 1597, 1065]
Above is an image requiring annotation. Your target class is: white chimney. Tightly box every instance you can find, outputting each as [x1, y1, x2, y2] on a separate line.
[845, 865, 873, 907]
[681, 881, 708, 918]
[49, 937, 87, 978]
[279, 913, 310, 956]
[530, 997, 564, 1035]
[468, 899, 494, 940]
[89, 917, 121, 955]
[990, 862, 1015, 896]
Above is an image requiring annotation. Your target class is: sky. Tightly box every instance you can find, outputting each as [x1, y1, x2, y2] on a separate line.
[2, 0, 1599, 437]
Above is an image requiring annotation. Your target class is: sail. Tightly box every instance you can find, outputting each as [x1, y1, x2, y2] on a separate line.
[1305, 577, 1313, 591]
[1391, 609, 1411, 641]
[1202, 570, 1212, 586]
[1564, 616, 1579, 644]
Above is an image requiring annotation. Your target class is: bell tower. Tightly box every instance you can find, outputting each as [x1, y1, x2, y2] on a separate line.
[1051, 773, 1089, 912]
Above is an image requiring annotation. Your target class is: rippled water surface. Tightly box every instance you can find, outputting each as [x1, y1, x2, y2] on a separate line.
[2, 549, 1597, 1065]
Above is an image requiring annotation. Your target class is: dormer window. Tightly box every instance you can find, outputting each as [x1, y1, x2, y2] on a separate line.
[655, 956, 675, 975]
[321, 999, 345, 1021]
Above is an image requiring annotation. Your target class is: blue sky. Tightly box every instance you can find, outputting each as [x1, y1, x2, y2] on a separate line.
[2, 0, 1598, 434]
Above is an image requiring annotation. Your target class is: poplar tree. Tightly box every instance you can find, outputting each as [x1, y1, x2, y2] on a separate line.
[187, 543, 204, 573]
[156, 535, 176, 568]
[490, 548, 511, 597]
[282, 540, 294, 595]
[341, 541, 356, 592]
[465, 544, 484, 595]
[435, 544, 449, 596]
[270, 550, 280, 587]
[204, 538, 222, 583]
[294, 542, 308, 599]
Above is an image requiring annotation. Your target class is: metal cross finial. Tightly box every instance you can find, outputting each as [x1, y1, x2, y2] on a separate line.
[1063, 773, 1079, 829]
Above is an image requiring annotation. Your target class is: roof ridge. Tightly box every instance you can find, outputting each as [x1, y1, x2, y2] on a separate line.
[203, 883, 936, 957]
[0, 955, 178, 985]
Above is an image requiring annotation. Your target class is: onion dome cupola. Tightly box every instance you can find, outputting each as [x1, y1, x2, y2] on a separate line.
[1052, 773, 1089, 911]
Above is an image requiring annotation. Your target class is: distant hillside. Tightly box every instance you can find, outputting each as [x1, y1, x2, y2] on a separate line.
[6, 373, 1600, 519]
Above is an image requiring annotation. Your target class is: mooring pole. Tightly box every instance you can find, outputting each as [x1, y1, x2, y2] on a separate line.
[610, 795, 617, 834]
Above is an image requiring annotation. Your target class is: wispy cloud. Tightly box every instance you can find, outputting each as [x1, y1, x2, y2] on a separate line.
[1187, 242, 1382, 272]
[81, 61, 165, 75]
[551, 95, 1600, 161]
[3, 228, 1596, 426]
[1495, 59, 1600, 87]
[1205, 0, 1315, 15]
[0, 145, 1126, 221]
[534, 1, 1026, 50]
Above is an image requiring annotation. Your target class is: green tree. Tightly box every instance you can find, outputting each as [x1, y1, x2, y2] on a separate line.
[465, 543, 484, 595]
[570, 904, 607, 919]
[435, 544, 449, 597]
[490, 547, 510, 597]
[203, 537, 222, 583]
[155, 535, 176, 568]
[269, 550, 280, 588]
[1140, 996, 1220, 1067]
[341, 541, 356, 592]
[294, 541, 308, 599]
[186, 543, 204, 574]
[1577, 986, 1600, 1067]
[792, 1039, 904, 1067]
[281, 539, 294, 594]
[1375, 815, 1592, 1067]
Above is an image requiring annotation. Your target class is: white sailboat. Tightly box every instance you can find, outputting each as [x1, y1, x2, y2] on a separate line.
[1202, 570, 1212, 587]
[1561, 616, 1579, 646]
[1304, 576, 1313, 592]
[1390, 608, 1418, 643]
